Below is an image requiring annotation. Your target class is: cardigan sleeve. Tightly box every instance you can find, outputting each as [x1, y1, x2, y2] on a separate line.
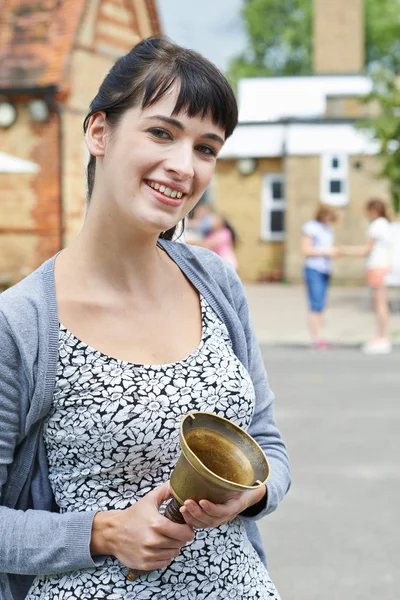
[226, 270, 291, 521]
[0, 311, 103, 576]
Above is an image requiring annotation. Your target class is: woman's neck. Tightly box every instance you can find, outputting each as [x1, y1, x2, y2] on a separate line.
[60, 204, 169, 297]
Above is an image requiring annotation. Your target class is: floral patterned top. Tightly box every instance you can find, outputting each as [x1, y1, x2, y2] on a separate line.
[27, 296, 279, 600]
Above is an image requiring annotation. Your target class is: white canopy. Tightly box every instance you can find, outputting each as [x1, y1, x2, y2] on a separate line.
[219, 122, 380, 159]
[0, 152, 40, 173]
[238, 75, 372, 122]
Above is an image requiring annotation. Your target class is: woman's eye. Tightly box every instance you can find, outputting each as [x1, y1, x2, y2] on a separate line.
[149, 128, 171, 139]
[197, 145, 217, 157]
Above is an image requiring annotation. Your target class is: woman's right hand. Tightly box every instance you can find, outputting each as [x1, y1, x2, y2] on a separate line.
[90, 481, 194, 572]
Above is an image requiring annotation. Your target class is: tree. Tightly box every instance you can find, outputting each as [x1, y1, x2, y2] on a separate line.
[228, 0, 312, 87]
[359, 68, 400, 213]
[228, 0, 400, 88]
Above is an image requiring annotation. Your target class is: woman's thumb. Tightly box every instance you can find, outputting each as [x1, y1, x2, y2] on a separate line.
[149, 480, 173, 508]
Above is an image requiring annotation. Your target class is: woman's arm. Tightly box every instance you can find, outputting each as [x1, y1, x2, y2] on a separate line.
[0, 311, 103, 576]
[301, 234, 340, 258]
[237, 293, 291, 520]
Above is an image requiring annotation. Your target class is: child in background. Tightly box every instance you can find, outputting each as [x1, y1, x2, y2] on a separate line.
[187, 211, 238, 270]
[301, 204, 341, 349]
[343, 198, 392, 354]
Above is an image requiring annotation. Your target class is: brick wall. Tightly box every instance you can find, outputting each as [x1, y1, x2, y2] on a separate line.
[214, 158, 284, 282]
[62, 49, 117, 245]
[0, 106, 61, 284]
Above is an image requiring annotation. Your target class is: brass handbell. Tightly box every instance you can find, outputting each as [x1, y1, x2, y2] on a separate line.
[127, 411, 270, 581]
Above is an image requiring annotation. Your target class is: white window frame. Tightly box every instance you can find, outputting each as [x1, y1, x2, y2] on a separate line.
[261, 173, 285, 241]
[321, 153, 349, 206]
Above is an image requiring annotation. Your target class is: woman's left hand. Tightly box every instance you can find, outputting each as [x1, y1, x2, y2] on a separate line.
[179, 486, 267, 529]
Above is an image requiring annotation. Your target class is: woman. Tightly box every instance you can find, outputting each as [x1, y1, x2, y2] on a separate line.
[301, 204, 341, 349]
[342, 198, 392, 354]
[0, 37, 290, 600]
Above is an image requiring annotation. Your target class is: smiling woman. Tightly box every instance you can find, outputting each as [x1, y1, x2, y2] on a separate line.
[0, 37, 290, 600]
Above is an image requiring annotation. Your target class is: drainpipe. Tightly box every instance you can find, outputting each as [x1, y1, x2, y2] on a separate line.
[46, 90, 64, 250]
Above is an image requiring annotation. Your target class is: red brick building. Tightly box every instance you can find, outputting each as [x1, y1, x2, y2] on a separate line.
[0, 0, 161, 284]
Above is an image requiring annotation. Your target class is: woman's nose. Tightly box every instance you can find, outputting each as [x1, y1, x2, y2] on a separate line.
[165, 144, 194, 180]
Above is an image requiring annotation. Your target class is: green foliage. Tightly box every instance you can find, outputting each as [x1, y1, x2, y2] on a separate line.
[227, 0, 312, 88]
[228, 0, 400, 89]
[359, 68, 400, 213]
[365, 0, 400, 73]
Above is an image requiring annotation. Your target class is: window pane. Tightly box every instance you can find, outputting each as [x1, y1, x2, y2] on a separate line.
[270, 209, 284, 232]
[331, 157, 340, 169]
[330, 180, 342, 193]
[271, 181, 283, 200]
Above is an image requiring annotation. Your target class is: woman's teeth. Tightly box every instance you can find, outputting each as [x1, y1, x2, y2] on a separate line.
[147, 180, 183, 199]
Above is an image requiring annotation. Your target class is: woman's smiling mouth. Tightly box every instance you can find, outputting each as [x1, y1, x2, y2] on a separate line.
[146, 179, 184, 199]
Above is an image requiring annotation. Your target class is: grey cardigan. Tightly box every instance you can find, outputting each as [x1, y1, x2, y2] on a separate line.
[0, 241, 290, 600]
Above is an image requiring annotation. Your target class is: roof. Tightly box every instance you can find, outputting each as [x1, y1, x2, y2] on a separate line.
[0, 0, 88, 91]
[0, 0, 162, 92]
[218, 122, 380, 159]
[238, 75, 372, 123]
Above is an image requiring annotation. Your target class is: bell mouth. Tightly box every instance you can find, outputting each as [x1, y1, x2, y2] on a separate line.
[179, 411, 270, 492]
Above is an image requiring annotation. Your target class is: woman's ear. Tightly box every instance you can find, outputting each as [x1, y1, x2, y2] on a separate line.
[85, 112, 107, 157]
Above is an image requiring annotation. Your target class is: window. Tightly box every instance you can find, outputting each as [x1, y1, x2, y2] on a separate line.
[329, 180, 342, 194]
[261, 174, 285, 241]
[331, 157, 339, 169]
[321, 154, 348, 206]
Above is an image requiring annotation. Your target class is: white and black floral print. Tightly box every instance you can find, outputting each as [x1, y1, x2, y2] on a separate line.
[27, 296, 279, 600]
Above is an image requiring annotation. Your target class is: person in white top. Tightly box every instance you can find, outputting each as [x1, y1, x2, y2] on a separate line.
[301, 204, 341, 349]
[343, 198, 392, 354]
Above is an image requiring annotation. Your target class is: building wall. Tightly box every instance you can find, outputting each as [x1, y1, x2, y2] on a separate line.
[313, 0, 364, 74]
[213, 158, 284, 282]
[62, 0, 160, 246]
[0, 107, 61, 284]
[285, 155, 390, 283]
[62, 50, 117, 245]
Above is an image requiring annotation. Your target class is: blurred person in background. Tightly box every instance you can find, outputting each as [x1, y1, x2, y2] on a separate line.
[187, 210, 238, 270]
[342, 198, 392, 354]
[184, 201, 214, 242]
[301, 204, 341, 349]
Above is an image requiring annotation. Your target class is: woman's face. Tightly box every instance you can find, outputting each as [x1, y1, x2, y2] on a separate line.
[87, 87, 225, 236]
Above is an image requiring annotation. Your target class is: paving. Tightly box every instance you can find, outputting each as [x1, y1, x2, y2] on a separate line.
[243, 283, 400, 347]
[251, 343, 399, 600]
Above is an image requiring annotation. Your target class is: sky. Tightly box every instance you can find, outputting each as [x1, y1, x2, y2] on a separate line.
[157, 0, 247, 73]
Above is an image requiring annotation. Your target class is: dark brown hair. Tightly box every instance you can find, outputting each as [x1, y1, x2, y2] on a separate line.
[83, 36, 238, 240]
[314, 204, 339, 224]
[366, 198, 390, 221]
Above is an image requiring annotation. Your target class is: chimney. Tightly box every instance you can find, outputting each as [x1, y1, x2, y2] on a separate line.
[313, 0, 364, 74]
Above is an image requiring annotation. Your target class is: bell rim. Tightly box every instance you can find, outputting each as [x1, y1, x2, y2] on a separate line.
[179, 410, 270, 491]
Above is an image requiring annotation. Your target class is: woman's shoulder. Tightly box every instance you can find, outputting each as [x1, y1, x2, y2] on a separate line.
[0, 256, 55, 327]
[162, 238, 229, 268]
[161, 240, 244, 298]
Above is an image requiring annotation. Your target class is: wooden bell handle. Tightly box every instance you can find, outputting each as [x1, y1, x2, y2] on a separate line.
[126, 497, 185, 581]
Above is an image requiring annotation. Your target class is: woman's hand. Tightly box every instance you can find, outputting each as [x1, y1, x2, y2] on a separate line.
[91, 481, 194, 572]
[179, 486, 267, 529]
